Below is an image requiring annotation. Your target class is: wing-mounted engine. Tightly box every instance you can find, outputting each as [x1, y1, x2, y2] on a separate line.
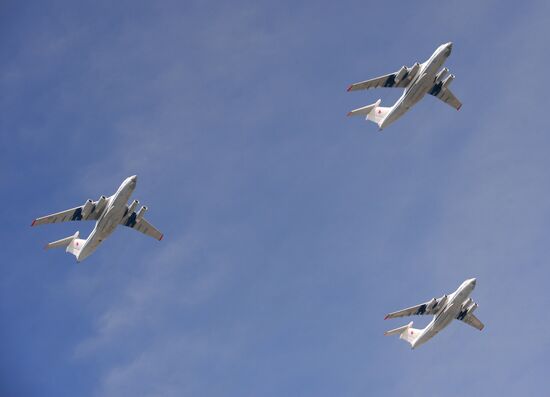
[456, 298, 478, 320]
[394, 66, 408, 85]
[441, 74, 454, 88]
[426, 297, 437, 310]
[407, 62, 420, 81]
[427, 294, 448, 313]
[81, 199, 95, 219]
[397, 63, 420, 87]
[122, 202, 148, 228]
[434, 67, 449, 83]
[429, 69, 455, 97]
[135, 206, 148, 223]
[126, 200, 139, 216]
[95, 195, 108, 214]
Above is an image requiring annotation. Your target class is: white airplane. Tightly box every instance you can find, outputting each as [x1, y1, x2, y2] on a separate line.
[384, 278, 483, 349]
[347, 42, 462, 130]
[31, 175, 163, 262]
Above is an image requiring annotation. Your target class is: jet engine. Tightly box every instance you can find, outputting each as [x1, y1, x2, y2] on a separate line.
[459, 298, 477, 314]
[427, 297, 438, 310]
[408, 62, 420, 78]
[136, 206, 148, 223]
[95, 195, 108, 213]
[394, 66, 408, 84]
[439, 295, 448, 308]
[435, 68, 449, 83]
[462, 298, 477, 313]
[127, 200, 139, 215]
[442, 74, 455, 88]
[81, 199, 95, 219]
[461, 298, 473, 309]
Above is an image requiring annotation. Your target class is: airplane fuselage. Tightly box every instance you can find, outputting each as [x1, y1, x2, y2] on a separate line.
[379, 43, 453, 129]
[411, 278, 476, 349]
[76, 176, 137, 261]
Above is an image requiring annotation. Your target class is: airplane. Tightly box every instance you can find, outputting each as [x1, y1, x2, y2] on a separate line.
[31, 175, 163, 262]
[347, 42, 462, 130]
[384, 278, 483, 349]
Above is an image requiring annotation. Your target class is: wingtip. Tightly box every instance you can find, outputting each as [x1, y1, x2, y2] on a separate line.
[346, 85, 353, 92]
[384, 314, 390, 320]
[159, 234, 164, 241]
[457, 104, 462, 111]
[31, 219, 36, 227]
[347, 111, 352, 117]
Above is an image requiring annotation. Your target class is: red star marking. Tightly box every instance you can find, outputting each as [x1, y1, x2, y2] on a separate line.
[410, 331, 414, 335]
[378, 110, 381, 114]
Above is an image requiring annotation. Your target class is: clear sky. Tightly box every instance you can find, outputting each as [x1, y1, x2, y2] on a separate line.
[2, 0, 550, 396]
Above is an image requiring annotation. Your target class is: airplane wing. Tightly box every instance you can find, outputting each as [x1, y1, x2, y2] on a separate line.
[458, 312, 484, 331]
[128, 218, 163, 241]
[120, 206, 163, 241]
[32, 200, 103, 226]
[347, 63, 420, 92]
[429, 86, 462, 110]
[385, 295, 447, 319]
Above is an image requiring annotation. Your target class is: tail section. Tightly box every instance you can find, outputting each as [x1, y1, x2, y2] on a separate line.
[45, 231, 85, 259]
[384, 321, 421, 347]
[347, 99, 391, 127]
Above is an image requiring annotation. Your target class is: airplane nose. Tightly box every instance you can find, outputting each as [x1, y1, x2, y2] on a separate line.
[130, 175, 137, 182]
[470, 278, 477, 285]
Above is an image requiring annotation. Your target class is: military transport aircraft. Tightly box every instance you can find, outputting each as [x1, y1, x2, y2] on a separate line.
[347, 42, 461, 130]
[31, 175, 163, 262]
[384, 278, 483, 349]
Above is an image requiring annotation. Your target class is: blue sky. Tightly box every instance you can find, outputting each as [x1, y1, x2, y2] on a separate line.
[2, 0, 550, 395]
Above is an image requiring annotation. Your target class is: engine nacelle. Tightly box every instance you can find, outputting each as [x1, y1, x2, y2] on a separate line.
[136, 206, 148, 222]
[409, 62, 420, 77]
[435, 68, 449, 83]
[461, 298, 473, 309]
[394, 65, 408, 84]
[439, 294, 448, 308]
[460, 298, 477, 314]
[127, 199, 139, 215]
[81, 199, 95, 219]
[442, 74, 455, 88]
[95, 195, 108, 213]
[427, 297, 438, 310]
[466, 300, 478, 314]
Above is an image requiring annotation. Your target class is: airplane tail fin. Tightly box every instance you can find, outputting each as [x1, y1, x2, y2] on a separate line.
[45, 231, 84, 258]
[384, 321, 421, 347]
[347, 99, 391, 127]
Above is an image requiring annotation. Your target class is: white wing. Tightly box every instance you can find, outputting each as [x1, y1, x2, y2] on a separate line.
[385, 295, 447, 319]
[347, 64, 420, 92]
[32, 199, 103, 226]
[120, 206, 163, 241]
[459, 313, 484, 331]
[429, 86, 462, 110]
[128, 218, 163, 241]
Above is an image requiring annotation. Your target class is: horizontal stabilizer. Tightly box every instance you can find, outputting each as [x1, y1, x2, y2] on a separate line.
[347, 99, 391, 128]
[45, 231, 80, 250]
[347, 99, 381, 117]
[385, 321, 421, 347]
[384, 321, 413, 336]
[45, 231, 85, 260]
